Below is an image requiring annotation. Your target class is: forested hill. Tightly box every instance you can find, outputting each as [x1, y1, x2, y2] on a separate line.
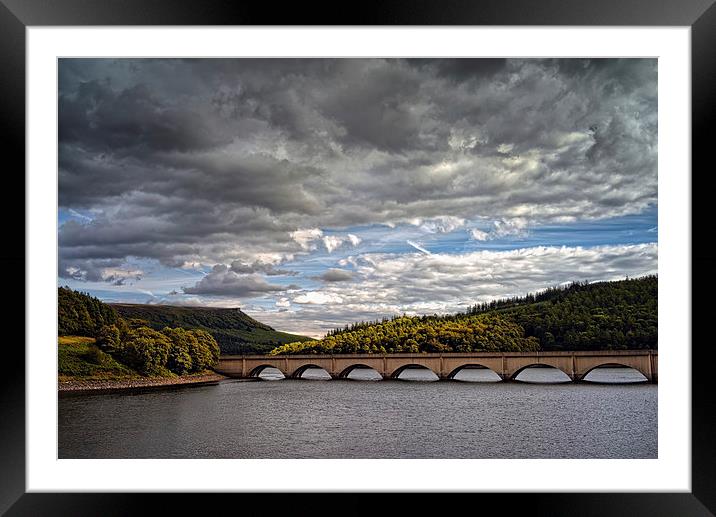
[58, 286, 122, 336]
[476, 275, 657, 351]
[269, 276, 657, 355]
[111, 303, 312, 355]
[58, 287, 312, 354]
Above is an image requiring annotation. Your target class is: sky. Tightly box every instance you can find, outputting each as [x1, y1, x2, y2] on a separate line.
[58, 58, 658, 338]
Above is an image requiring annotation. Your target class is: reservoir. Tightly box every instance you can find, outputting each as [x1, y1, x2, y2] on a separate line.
[58, 367, 657, 459]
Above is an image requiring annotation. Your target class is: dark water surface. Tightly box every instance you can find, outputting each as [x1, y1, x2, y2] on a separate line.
[58, 367, 657, 458]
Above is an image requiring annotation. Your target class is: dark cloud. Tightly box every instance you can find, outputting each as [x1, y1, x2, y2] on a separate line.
[410, 58, 508, 82]
[182, 264, 297, 297]
[58, 256, 142, 284]
[230, 260, 298, 276]
[313, 268, 354, 282]
[58, 58, 657, 280]
[59, 80, 232, 153]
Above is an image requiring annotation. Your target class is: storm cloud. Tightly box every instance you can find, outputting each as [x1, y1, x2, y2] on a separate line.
[182, 264, 297, 297]
[314, 268, 355, 282]
[58, 58, 658, 334]
[59, 59, 656, 269]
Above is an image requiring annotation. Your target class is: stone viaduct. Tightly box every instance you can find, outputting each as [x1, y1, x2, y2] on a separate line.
[215, 349, 657, 383]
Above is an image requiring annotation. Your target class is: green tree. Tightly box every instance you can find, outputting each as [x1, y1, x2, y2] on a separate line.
[186, 329, 216, 372]
[161, 327, 194, 375]
[96, 324, 121, 354]
[191, 329, 220, 364]
[58, 286, 121, 337]
[118, 327, 172, 376]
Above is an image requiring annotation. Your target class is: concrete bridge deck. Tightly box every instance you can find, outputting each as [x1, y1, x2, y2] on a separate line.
[215, 349, 657, 383]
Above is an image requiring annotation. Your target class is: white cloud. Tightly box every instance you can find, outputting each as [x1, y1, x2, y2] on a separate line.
[256, 243, 657, 336]
[290, 228, 323, 250]
[448, 127, 488, 151]
[322, 235, 344, 253]
[322, 233, 363, 253]
[101, 267, 143, 283]
[293, 291, 344, 305]
[419, 215, 466, 234]
[180, 261, 205, 270]
[469, 217, 529, 241]
[492, 217, 529, 238]
[469, 228, 490, 241]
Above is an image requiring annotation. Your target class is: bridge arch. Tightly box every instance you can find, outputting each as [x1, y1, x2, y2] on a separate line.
[248, 364, 286, 379]
[581, 362, 649, 383]
[510, 363, 572, 383]
[448, 364, 502, 381]
[215, 350, 656, 383]
[289, 364, 332, 380]
[390, 364, 439, 381]
[338, 364, 383, 380]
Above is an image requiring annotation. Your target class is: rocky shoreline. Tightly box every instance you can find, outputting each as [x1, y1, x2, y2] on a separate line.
[58, 372, 230, 396]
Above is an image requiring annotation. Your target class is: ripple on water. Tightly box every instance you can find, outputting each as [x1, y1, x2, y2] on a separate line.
[58, 367, 656, 459]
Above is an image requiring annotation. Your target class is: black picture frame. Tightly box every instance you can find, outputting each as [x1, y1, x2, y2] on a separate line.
[2, 1, 714, 514]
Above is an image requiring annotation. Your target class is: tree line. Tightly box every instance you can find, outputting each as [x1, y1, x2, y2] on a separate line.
[58, 286, 121, 336]
[496, 275, 657, 351]
[59, 287, 219, 375]
[271, 276, 657, 355]
[270, 313, 540, 355]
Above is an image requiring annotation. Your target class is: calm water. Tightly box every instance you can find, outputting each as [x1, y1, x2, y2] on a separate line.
[58, 367, 657, 459]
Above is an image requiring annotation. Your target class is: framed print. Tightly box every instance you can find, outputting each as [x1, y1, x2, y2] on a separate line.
[3, 0, 715, 514]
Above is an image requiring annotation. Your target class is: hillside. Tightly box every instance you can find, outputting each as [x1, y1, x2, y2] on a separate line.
[483, 276, 657, 351]
[270, 276, 657, 355]
[111, 303, 313, 354]
[58, 335, 139, 380]
[58, 286, 122, 337]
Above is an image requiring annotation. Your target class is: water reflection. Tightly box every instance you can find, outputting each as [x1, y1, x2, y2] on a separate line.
[514, 366, 572, 383]
[298, 367, 332, 380]
[256, 365, 648, 384]
[345, 367, 383, 381]
[583, 366, 647, 383]
[452, 366, 502, 382]
[257, 367, 284, 380]
[394, 366, 439, 381]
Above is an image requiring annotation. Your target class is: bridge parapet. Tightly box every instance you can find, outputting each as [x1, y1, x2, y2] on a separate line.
[215, 350, 657, 383]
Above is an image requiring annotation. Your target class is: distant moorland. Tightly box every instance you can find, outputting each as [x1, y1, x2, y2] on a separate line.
[111, 303, 312, 355]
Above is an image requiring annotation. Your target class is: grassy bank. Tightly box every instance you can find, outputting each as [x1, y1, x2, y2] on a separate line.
[58, 336, 227, 392]
[59, 335, 139, 381]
